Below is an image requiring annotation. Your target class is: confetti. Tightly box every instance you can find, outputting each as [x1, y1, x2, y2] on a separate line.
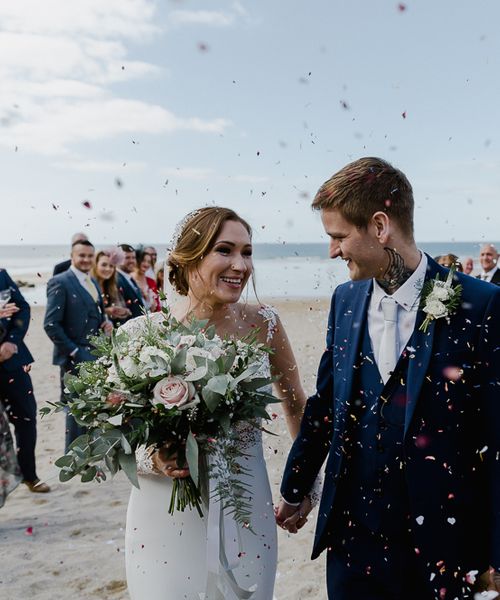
[25, 526, 33, 536]
[82, 200, 92, 209]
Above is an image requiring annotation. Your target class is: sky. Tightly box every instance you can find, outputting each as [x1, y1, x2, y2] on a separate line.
[0, 0, 499, 246]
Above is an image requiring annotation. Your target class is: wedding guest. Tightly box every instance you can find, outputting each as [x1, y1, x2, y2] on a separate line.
[92, 249, 132, 327]
[44, 240, 112, 451]
[133, 249, 160, 312]
[436, 253, 463, 271]
[143, 246, 158, 279]
[117, 245, 145, 319]
[477, 243, 500, 284]
[0, 269, 50, 493]
[155, 262, 164, 295]
[463, 257, 474, 276]
[0, 301, 22, 506]
[53, 232, 89, 276]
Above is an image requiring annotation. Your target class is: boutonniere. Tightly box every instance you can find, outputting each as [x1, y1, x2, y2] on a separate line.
[419, 267, 462, 333]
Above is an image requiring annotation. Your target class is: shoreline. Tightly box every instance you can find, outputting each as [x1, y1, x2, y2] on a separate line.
[1, 301, 330, 600]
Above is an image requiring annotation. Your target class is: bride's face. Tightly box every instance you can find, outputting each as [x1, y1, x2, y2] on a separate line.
[188, 220, 253, 306]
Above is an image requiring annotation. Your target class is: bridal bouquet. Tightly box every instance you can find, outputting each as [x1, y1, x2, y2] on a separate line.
[41, 306, 278, 526]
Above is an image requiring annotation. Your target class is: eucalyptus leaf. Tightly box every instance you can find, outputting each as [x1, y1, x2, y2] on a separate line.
[81, 466, 97, 483]
[170, 346, 187, 373]
[121, 434, 132, 454]
[185, 365, 208, 381]
[206, 374, 229, 397]
[202, 387, 222, 412]
[118, 451, 140, 488]
[54, 455, 75, 468]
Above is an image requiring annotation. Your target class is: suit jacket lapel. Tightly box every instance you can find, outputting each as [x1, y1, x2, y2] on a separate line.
[334, 280, 372, 430]
[404, 255, 445, 435]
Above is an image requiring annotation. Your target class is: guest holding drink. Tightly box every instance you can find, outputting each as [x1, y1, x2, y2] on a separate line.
[92, 249, 132, 327]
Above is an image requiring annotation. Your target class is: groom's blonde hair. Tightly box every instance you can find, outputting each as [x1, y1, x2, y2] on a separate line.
[312, 157, 414, 237]
[168, 207, 252, 296]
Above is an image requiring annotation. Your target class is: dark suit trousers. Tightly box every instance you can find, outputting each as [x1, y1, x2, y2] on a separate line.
[326, 519, 433, 600]
[60, 366, 85, 453]
[0, 366, 37, 481]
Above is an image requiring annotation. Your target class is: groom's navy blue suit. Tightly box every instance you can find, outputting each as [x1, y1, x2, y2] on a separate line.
[281, 256, 500, 599]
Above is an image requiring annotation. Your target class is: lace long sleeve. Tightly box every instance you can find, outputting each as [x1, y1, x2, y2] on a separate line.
[135, 445, 160, 476]
[307, 472, 324, 508]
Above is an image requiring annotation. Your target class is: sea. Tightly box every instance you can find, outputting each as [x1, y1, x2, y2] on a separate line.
[0, 241, 492, 306]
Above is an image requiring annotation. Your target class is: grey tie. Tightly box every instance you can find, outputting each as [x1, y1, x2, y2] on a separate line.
[378, 296, 399, 384]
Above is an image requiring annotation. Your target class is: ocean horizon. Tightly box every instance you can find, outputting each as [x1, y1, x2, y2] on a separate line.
[0, 241, 495, 305]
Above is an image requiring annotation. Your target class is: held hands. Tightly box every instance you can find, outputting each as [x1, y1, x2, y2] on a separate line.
[152, 444, 190, 479]
[275, 497, 312, 534]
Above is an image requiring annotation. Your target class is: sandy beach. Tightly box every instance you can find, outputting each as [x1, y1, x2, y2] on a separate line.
[0, 299, 330, 600]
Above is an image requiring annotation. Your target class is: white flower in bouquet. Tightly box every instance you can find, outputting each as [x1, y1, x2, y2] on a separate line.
[431, 282, 452, 301]
[152, 376, 199, 411]
[138, 346, 172, 378]
[119, 355, 141, 378]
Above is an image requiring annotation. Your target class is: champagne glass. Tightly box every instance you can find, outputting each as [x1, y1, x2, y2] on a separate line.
[0, 289, 11, 309]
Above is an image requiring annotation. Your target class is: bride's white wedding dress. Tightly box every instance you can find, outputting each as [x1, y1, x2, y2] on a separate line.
[125, 307, 279, 600]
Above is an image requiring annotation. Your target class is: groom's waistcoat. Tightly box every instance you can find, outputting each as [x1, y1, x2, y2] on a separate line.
[336, 319, 410, 535]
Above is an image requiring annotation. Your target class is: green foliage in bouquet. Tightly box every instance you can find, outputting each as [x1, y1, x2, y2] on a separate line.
[41, 304, 279, 527]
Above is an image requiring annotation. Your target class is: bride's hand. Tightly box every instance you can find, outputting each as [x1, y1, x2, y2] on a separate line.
[152, 446, 190, 479]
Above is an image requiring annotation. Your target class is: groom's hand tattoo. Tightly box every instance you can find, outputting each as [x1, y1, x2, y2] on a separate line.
[377, 247, 414, 293]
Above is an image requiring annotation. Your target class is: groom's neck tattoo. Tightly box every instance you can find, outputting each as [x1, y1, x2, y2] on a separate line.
[377, 247, 414, 293]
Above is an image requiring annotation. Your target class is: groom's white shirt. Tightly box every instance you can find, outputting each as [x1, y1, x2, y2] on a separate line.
[368, 252, 427, 368]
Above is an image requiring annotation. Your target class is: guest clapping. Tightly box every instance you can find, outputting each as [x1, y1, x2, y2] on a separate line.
[133, 249, 160, 312]
[92, 249, 131, 327]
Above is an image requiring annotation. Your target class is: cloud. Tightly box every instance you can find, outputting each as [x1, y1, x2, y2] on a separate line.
[0, 0, 231, 155]
[169, 10, 235, 27]
[2, 99, 230, 155]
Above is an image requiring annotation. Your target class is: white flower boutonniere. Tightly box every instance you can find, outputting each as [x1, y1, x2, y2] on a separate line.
[419, 267, 462, 333]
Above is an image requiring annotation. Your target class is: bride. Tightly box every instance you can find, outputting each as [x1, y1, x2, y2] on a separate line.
[125, 207, 316, 599]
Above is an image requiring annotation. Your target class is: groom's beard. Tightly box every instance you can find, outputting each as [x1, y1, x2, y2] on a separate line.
[376, 247, 415, 294]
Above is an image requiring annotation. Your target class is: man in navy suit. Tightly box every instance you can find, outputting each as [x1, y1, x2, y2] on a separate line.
[0, 269, 50, 492]
[477, 243, 500, 285]
[52, 232, 89, 276]
[44, 240, 112, 451]
[276, 158, 500, 599]
[116, 244, 145, 319]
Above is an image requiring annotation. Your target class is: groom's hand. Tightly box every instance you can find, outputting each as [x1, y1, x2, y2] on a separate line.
[275, 497, 312, 534]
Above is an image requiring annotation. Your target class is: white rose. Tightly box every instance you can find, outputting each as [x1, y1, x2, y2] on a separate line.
[118, 355, 141, 378]
[151, 376, 199, 410]
[107, 364, 121, 385]
[424, 298, 447, 318]
[138, 346, 171, 378]
[432, 285, 452, 301]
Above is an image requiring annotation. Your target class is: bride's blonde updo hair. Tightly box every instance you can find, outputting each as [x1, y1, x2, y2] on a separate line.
[168, 207, 252, 296]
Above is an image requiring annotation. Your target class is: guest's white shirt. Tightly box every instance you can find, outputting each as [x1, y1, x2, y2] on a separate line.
[368, 252, 427, 368]
[70, 265, 98, 297]
[479, 265, 498, 282]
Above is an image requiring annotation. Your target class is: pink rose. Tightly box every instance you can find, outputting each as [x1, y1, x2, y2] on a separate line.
[152, 376, 198, 410]
[106, 391, 127, 406]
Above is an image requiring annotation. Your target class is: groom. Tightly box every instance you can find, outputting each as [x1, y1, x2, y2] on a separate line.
[276, 157, 500, 599]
